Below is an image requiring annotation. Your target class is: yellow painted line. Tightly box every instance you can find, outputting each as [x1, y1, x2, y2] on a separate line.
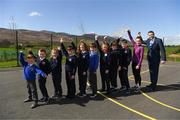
[86, 82, 157, 120]
[140, 91, 180, 112]
[128, 68, 180, 112]
[98, 91, 157, 120]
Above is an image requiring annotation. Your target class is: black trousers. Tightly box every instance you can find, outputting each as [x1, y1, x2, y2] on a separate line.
[38, 75, 49, 99]
[89, 70, 97, 95]
[110, 66, 118, 88]
[132, 62, 141, 86]
[148, 60, 160, 89]
[78, 71, 87, 94]
[119, 66, 130, 89]
[100, 68, 110, 91]
[26, 80, 38, 103]
[65, 71, 76, 97]
[52, 73, 62, 96]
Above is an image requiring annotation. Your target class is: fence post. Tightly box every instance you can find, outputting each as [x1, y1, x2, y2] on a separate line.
[15, 30, 19, 66]
[50, 33, 53, 50]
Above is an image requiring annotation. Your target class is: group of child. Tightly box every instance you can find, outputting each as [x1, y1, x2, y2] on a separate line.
[19, 30, 144, 109]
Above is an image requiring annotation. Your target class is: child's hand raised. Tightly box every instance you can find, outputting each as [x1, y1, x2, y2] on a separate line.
[60, 38, 63, 43]
[95, 35, 98, 41]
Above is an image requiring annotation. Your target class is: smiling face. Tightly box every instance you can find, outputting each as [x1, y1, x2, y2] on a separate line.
[80, 44, 85, 52]
[38, 51, 46, 59]
[148, 31, 155, 40]
[135, 37, 142, 46]
[102, 44, 109, 53]
[51, 49, 58, 59]
[67, 47, 73, 55]
[26, 55, 35, 64]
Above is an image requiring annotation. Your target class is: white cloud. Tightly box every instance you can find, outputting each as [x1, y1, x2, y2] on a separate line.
[164, 35, 180, 45]
[28, 11, 42, 17]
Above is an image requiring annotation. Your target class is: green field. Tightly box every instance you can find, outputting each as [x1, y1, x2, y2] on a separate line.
[0, 45, 180, 68]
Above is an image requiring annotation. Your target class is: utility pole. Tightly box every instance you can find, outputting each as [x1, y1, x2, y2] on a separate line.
[50, 33, 53, 50]
[9, 16, 19, 66]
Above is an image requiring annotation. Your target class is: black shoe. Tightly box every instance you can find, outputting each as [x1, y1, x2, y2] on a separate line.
[31, 102, 38, 109]
[125, 89, 131, 94]
[66, 95, 75, 99]
[39, 97, 45, 102]
[51, 94, 58, 99]
[99, 89, 105, 92]
[90, 94, 97, 98]
[119, 86, 126, 92]
[24, 98, 33, 103]
[146, 84, 152, 88]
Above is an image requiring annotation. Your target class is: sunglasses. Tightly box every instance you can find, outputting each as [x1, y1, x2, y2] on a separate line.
[27, 56, 33, 59]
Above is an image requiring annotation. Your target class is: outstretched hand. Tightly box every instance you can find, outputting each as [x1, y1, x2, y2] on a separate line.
[95, 35, 98, 41]
[60, 38, 63, 43]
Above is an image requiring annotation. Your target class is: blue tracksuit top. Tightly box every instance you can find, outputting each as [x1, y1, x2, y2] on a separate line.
[19, 53, 46, 81]
[89, 51, 99, 72]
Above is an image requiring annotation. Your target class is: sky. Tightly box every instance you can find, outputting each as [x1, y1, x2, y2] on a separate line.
[0, 0, 180, 45]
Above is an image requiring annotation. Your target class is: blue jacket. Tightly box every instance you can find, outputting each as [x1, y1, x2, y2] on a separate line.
[89, 51, 99, 72]
[19, 53, 46, 81]
[144, 37, 166, 62]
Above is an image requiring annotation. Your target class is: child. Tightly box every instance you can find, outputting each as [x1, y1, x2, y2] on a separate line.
[76, 41, 90, 97]
[95, 35, 111, 94]
[89, 43, 99, 98]
[19, 51, 46, 109]
[50, 48, 63, 99]
[119, 39, 132, 94]
[60, 38, 77, 99]
[109, 40, 122, 90]
[127, 30, 144, 92]
[37, 49, 51, 103]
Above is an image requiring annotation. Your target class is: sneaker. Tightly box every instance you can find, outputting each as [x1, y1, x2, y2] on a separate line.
[119, 86, 126, 92]
[30, 102, 38, 109]
[24, 98, 33, 103]
[77, 93, 84, 98]
[125, 89, 130, 94]
[90, 94, 97, 98]
[134, 86, 141, 93]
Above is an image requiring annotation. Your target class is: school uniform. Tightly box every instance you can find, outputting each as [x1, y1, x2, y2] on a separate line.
[95, 40, 111, 93]
[19, 52, 46, 107]
[50, 50, 62, 98]
[77, 51, 89, 95]
[61, 43, 77, 98]
[119, 48, 132, 90]
[109, 48, 122, 88]
[89, 51, 99, 96]
[37, 57, 51, 101]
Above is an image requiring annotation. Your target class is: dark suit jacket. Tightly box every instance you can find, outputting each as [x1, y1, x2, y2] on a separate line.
[144, 37, 166, 63]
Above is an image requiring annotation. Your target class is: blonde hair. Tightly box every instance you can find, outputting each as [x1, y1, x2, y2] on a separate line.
[50, 48, 58, 58]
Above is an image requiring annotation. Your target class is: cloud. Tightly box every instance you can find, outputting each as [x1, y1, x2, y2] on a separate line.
[28, 11, 42, 17]
[164, 35, 180, 45]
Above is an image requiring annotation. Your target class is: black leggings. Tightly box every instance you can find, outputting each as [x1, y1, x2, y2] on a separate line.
[132, 62, 141, 86]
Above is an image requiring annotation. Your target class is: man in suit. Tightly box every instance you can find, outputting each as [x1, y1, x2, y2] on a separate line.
[142, 31, 166, 91]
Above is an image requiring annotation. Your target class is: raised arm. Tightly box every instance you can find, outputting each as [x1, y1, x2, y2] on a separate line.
[95, 35, 102, 53]
[19, 51, 28, 67]
[60, 38, 69, 57]
[127, 30, 136, 45]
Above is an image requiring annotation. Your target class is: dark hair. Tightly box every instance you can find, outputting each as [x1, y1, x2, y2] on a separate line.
[121, 39, 128, 44]
[67, 45, 73, 50]
[136, 36, 143, 42]
[39, 48, 46, 53]
[111, 41, 118, 46]
[148, 31, 154, 34]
